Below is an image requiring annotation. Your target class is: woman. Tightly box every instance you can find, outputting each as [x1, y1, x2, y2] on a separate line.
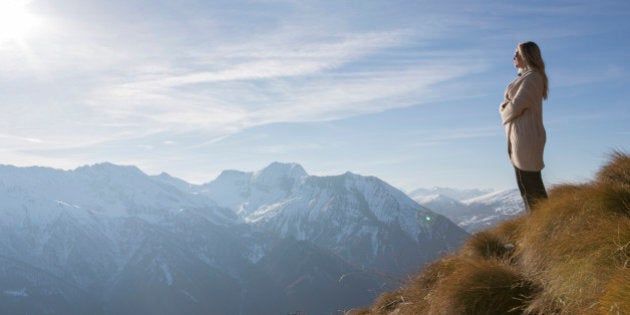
[500, 41, 549, 212]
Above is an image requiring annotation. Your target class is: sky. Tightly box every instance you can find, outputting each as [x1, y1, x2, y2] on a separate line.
[1, 0, 628, 192]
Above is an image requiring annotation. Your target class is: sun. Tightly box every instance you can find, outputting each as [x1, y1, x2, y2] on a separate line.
[0, 0, 39, 40]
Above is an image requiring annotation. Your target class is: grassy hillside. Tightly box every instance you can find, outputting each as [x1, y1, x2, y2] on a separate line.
[351, 152, 630, 314]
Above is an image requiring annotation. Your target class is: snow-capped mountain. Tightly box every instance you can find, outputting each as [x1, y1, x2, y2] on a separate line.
[410, 193, 466, 220]
[459, 189, 524, 232]
[0, 162, 468, 314]
[409, 187, 493, 202]
[410, 187, 524, 233]
[198, 164, 469, 277]
[199, 162, 309, 218]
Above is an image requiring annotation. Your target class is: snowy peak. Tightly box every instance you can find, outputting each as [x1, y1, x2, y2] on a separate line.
[414, 194, 462, 207]
[463, 188, 522, 206]
[0, 162, 235, 225]
[197, 163, 468, 277]
[413, 194, 465, 219]
[335, 172, 424, 223]
[72, 163, 159, 194]
[201, 170, 252, 212]
[204, 162, 307, 194]
[411, 187, 524, 233]
[259, 162, 307, 176]
[202, 162, 309, 216]
[409, 187, 493, 201]
[74, 162, 144, 177]
[207, 164, 440, 237]
[214, 169, 252, 184]
[251, 162, 307, 188]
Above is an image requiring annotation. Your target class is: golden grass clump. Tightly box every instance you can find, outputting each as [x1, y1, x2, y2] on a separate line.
[599, 268, 630, 314]
[596, 151, 630, 188]
[426, 258, 535, 314]
[460, 231, 513, 261]
[594, 151, 630, 216]
[358, 152, 630, 315]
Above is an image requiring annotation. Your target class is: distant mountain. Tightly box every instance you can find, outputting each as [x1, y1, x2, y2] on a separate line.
[410, 194, 466, 220]
[0, 162, 468, 314]
[459, 189, 524, 232]
[199, 163, 469, 278]
[408, 187, 493, 202]
[410, 188, 524, 233]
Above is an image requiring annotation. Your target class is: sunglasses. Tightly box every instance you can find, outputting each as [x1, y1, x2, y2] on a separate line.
[513, 51, 520, 59]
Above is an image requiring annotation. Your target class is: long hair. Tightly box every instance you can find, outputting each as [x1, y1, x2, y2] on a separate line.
[518, 41, 549, 100]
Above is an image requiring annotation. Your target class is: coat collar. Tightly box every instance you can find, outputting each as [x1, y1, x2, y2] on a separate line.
[518, 69, 534, 77]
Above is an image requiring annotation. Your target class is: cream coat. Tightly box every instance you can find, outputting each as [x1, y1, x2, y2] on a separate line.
[499, 70, 546, 171]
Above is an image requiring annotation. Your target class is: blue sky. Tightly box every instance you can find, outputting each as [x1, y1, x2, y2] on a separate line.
[1, 0, 628, 191]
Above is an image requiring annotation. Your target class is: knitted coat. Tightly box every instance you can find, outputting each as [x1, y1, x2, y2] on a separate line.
[499, 70, 546, 171]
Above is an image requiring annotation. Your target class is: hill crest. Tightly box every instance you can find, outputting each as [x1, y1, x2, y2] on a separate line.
[352, 152, 630, 314]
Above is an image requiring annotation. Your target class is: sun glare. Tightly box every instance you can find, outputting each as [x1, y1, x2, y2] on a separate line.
[0, 0, 39, 41]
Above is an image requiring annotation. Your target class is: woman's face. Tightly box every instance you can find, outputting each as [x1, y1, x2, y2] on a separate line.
[513, 49, 526, 69]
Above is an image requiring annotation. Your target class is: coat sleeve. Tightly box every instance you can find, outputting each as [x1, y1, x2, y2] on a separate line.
[500, 73, 542, 125]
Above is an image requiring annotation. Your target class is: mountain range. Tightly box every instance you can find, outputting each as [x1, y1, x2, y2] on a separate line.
[409, 187, 524, 233]
[0, 162, 468, 315]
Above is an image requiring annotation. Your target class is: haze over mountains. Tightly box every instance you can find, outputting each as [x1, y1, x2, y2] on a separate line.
[409, 187, 524, 233]
[0, 162, 469, 315]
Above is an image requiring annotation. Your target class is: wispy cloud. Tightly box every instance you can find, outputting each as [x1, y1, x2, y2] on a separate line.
[0, 133, 44, 144]
[87, 28, 484, 137]
[2, 0, 490, 158]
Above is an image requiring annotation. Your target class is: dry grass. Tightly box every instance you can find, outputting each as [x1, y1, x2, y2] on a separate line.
[357, 152, 630, 315]
[426, 258, 536, 315]
[599, 268, 630, 314]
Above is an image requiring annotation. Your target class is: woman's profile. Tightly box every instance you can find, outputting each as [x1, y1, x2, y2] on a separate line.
[499, 41, 549, 211]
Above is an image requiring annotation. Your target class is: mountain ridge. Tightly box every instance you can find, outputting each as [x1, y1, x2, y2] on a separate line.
[410, 187, 524, 232]
[0, 160, 468, 314]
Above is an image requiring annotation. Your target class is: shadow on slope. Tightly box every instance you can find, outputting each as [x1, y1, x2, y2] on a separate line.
[351, 152, 630, 315]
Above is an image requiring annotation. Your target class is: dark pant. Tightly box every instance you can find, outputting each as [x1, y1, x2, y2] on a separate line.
[514, 167, 548, 212]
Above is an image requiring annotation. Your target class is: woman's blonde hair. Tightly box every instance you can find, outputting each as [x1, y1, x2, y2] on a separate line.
[518, 41, 549, 100]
